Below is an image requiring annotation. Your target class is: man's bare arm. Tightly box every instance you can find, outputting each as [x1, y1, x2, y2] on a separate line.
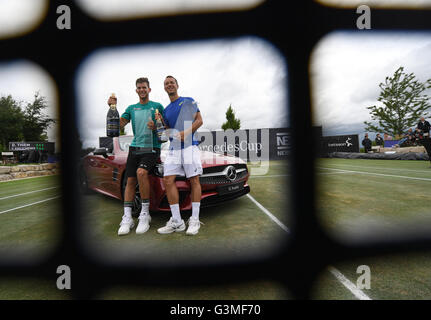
[120, 117, 129, 129]
[191, 111, 203, 133]
[180, 111, 203, 140]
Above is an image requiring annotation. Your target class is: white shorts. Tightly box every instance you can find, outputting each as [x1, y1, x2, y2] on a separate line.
[163, 145, 203, 178]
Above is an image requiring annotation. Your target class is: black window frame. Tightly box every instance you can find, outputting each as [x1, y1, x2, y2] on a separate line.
[0, 0, 431, 301]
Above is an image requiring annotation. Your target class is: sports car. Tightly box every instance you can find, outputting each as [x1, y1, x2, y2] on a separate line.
[79, 135, 250, 216]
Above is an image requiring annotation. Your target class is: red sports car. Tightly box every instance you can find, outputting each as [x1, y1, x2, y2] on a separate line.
[79, 135, 250, 216]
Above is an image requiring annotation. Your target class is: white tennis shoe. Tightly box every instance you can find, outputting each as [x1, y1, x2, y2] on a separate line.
[157, 217, 186, 234]
[186, 217, 203, 235]
[136, 214, 151, 234]
[118, 215, 134, 236]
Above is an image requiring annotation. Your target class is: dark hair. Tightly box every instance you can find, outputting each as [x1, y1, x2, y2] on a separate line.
[165, 75, 178, 85]
[136, 77, 150, 87]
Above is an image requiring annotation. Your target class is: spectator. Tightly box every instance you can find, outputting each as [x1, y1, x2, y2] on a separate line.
[362, 133, 372, 153]
[415, 127, 424, 140]
[407, 128, 417, 145]
[396, 128, 414, 147]
[19, 151, 29, 163]
[417, 116, 431, 138]
[375, 133, 384, 146]
[384, 133, 393, 140]
[416, 117, 431, 165]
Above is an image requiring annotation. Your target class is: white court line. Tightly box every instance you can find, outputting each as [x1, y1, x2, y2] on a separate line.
[0, 196, 61, 215]
[316, 171, 352, 176]
[0, 187, 59, 201]
[246, 193, 372, 300]
[0, 174, 59, 183]
[321, 163, 431, 174]
[319, 167, 431, 182]
[249, 172, 351, 179]
[328, 267, 371, 300]
[246, 194, 289, 232]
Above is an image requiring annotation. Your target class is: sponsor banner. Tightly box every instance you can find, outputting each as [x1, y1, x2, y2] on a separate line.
[99, 127, 323, 161]
[321, 134, 359, 154]
[272, 129, 291, 160]
[196, 128, 298, 161]
[196, 129, 267, 161]
[384, 140, 399, 148]
[9, 141, 55, 153]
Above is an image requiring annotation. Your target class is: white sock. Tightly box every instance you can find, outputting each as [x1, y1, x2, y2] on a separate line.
[170, 203, 181, 222]
[192, 202, 200, 220]
[124, 206, 132, 219]
[140, 200, 150, 216]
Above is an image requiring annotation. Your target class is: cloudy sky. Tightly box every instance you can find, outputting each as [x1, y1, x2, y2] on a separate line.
[75, 0, 263, 20]
[76, 37, 288, 148]
[3, 32, 431, 150]
[310, 31, 431, 141]
[0, 0, 47, 39]
[318, 0, 431, 8]
[3, 1, 431, 150]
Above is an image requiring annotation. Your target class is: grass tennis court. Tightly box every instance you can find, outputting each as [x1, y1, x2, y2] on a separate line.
[314, 158, 431, 300]
[0, 175, 61, 256]
[1, 158, 431, 299]
[80, 160, 290, 268]
[316, 158, 431, 240]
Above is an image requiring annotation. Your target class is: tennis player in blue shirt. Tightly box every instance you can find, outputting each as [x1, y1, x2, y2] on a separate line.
[157, 75, 204, 235]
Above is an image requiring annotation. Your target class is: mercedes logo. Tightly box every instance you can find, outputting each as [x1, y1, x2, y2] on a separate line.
[225, 166, 237, 182]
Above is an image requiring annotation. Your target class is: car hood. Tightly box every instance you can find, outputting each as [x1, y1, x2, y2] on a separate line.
[199, 150, 246, 167]
[106, 149, 246, 168]
[158, 149, 246, 167]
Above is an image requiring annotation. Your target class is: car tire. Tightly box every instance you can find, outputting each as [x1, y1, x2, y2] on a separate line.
[121, 175, 141, 218]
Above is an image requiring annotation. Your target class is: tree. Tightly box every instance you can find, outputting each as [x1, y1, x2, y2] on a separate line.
[221, 104, 241, 131]
[364, 67, 431, 137]
[22, 92, 55, 141]
[0, 93, 55, 152]
[0, 95, 25, 152]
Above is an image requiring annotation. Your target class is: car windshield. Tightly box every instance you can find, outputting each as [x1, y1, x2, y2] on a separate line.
[118, 136, 170, 151]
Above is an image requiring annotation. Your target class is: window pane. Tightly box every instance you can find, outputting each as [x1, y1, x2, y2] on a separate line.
[75, 37, 291, 265]
[312, 252, 431, 299]
[0, 0, 48, 39]
[0, 60, 61, 263]
[311, 31, 431, 243]
[316, 0, 431, 9]
[76, 0, 265, 20]
[98, 280, 290, 300]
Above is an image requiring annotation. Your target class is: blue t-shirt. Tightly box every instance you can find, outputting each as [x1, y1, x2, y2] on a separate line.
[164, 97, 200, 150]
